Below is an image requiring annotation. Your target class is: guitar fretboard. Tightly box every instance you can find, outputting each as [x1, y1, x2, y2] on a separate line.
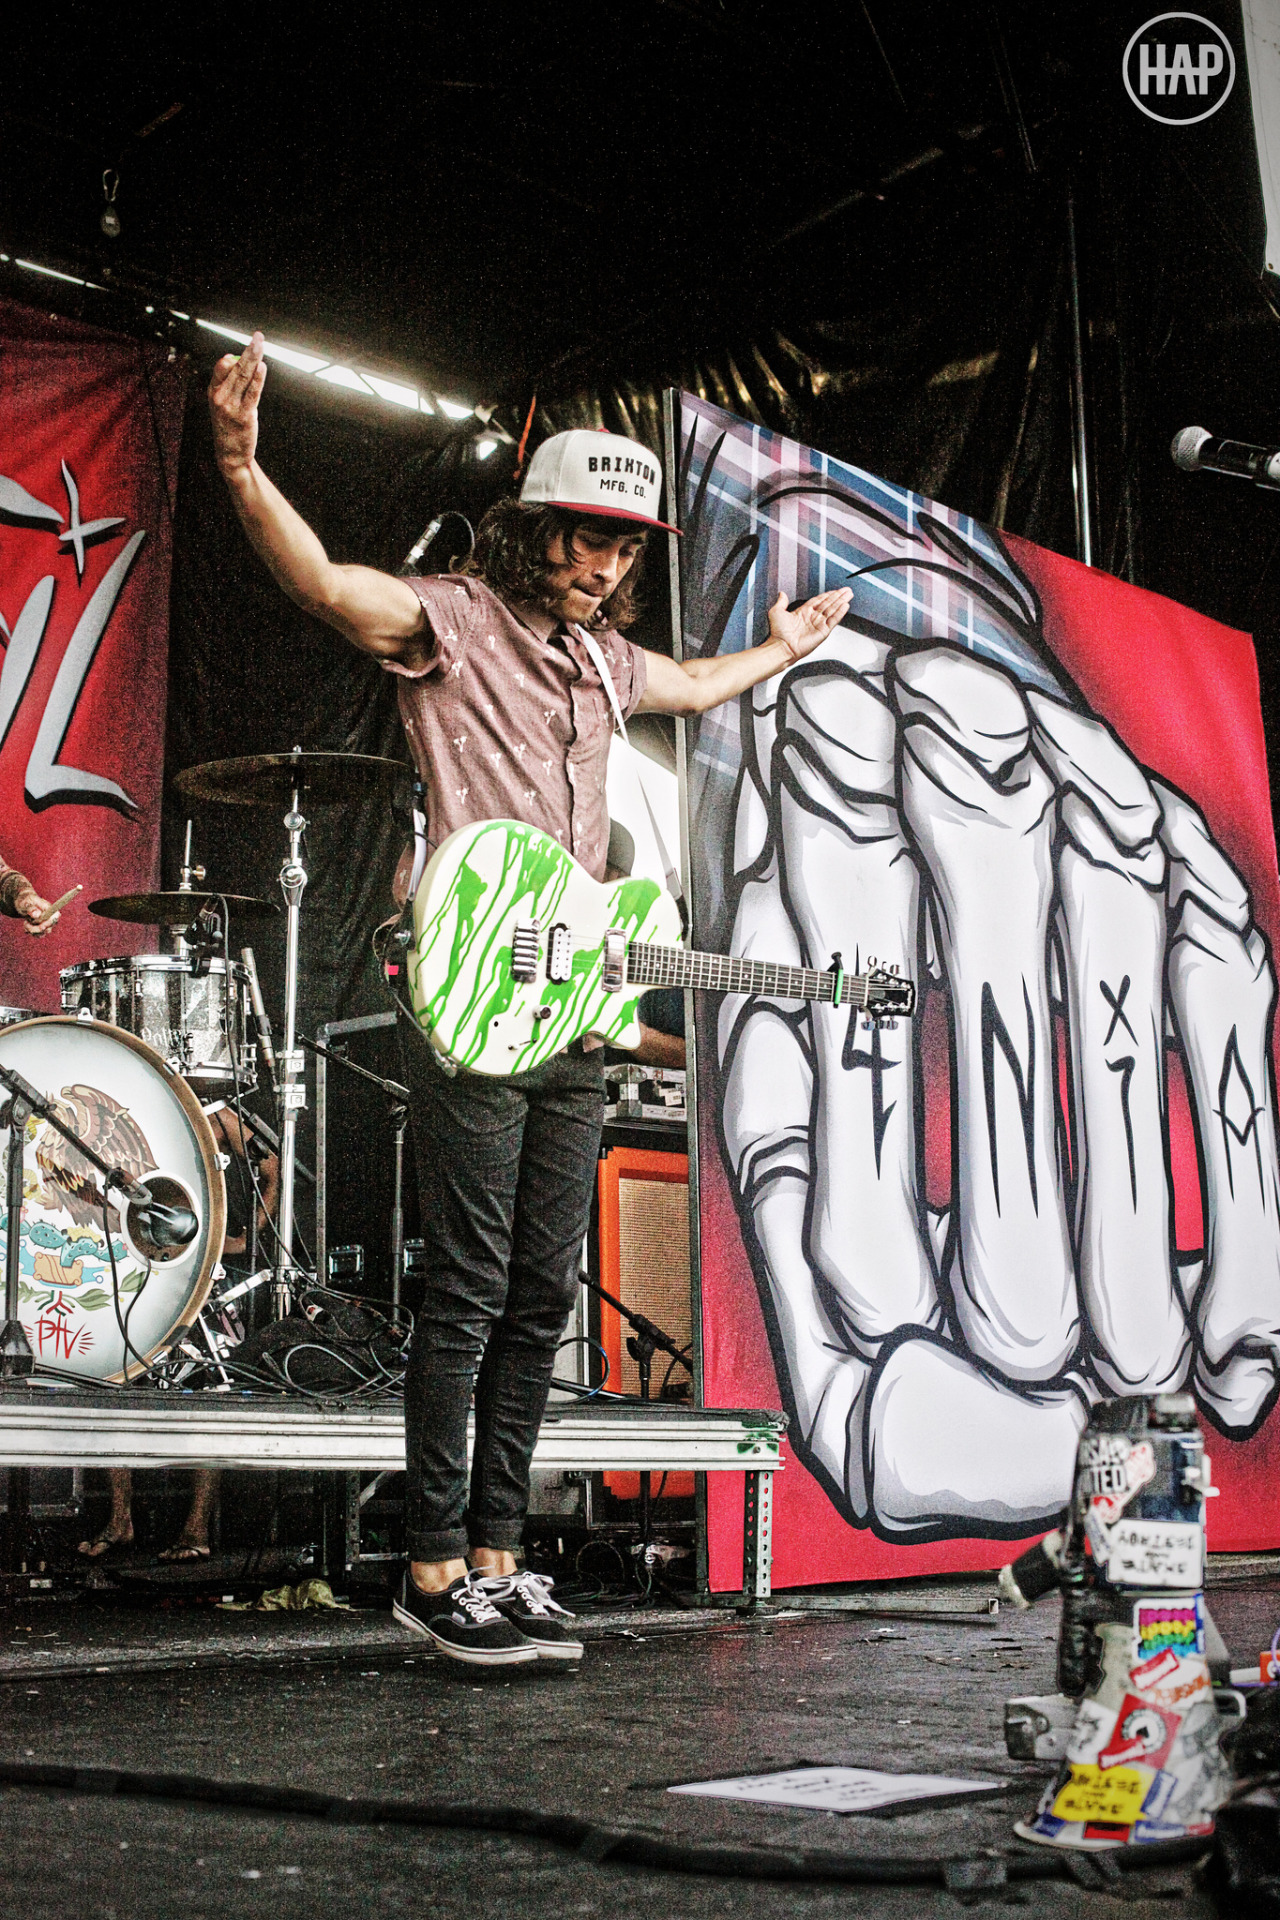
[627, 942, 871, 1009]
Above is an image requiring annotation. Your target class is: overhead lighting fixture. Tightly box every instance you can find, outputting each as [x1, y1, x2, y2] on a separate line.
[314, 365, 373, 393]
[262, 340, 329, 374]
[5, 256, 471, 422]
[196, 319, 252, 345]
[475, 438, 498, 460]
[16, 258, 104, 290]
[363, 373, 419, 410]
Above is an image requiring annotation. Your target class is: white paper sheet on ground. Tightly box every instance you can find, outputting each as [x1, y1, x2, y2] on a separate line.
[606, 734, 680, 886]
[668, 1765, 1005, 1815]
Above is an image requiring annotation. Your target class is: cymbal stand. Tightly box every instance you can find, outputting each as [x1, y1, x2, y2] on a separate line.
[273, 771, 309, 1315]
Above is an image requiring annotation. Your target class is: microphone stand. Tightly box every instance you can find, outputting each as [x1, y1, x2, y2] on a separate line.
[299, 1037, 410, 1305]
[577, 1271, 691, 1564]
[0, 1062, 189, 1379]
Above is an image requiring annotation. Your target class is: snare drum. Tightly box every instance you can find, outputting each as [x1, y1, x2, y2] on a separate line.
[0, 1016, 225, 1381]
[0, 1007, 40, 1027]
[60, 955, 256, 1090]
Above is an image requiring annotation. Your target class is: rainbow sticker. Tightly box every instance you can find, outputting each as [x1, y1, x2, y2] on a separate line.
[1134, 1598, 1204, 1661]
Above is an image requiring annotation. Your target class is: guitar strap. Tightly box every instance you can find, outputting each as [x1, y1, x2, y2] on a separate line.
[573, 624, 689, 935]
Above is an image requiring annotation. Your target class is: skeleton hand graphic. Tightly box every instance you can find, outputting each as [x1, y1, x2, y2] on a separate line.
[716, 630, 1280, 1541]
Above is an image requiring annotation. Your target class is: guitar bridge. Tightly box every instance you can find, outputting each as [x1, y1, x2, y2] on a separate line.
[510, 920, 540, 982]
[601, 929, 627, 992]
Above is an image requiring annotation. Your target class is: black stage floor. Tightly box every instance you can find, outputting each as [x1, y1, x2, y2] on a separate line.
[0, 1568, 1275, 1918]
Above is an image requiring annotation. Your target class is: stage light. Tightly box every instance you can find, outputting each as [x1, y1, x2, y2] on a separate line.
[363, 373, 419, 410]
[262, 341, 329, 373]
[315, 365, 374, 393]
[197, 319, 252, 345]
[475, 438, 498, 459]
[16, 259, 102, 289]
[5, 258, 474, 423]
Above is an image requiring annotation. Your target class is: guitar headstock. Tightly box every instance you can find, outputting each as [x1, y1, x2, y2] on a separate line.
[865, 966, 917, 1018]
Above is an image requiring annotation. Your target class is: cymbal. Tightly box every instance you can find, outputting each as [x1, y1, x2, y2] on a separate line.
[173, 751, 411, 808]
[90, 891, 280, 925]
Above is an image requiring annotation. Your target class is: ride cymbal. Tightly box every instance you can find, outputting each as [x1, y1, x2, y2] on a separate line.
[173, 751, 410, 807]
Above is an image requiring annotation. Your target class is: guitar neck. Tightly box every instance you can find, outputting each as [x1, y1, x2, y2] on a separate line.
[627, 943, 874, 1009]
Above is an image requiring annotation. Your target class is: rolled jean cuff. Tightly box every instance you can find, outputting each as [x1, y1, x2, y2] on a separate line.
[466, 1518, 526, 1552]
[408, 1527, 469, 1563]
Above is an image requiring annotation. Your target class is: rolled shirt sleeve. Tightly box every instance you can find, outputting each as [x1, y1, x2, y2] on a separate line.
[381, 575, 482, 681]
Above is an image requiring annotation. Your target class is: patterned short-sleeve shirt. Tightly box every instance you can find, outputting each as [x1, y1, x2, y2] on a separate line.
[384, 574, 648, 885]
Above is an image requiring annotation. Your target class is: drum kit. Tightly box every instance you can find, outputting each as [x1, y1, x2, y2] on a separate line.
[0, 749, 409, 1386]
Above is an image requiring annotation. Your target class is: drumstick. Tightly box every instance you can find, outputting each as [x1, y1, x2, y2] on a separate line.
[34, 884, 82, 925]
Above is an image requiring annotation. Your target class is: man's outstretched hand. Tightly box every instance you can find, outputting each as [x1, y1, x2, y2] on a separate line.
[766, 587, 854, 663]
[208, 331, 267, 479]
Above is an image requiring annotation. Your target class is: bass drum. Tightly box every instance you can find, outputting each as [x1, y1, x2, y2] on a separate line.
[0, 1017, 226, 1382]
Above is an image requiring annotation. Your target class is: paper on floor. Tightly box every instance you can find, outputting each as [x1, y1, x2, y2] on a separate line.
[669, 1765, 1004, 1815]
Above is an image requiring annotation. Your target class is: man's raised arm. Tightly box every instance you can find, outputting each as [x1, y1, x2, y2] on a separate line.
[208, 333, 429, 665]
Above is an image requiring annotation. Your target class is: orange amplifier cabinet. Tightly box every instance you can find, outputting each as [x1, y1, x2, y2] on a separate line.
[596, 1145, 694, 1498]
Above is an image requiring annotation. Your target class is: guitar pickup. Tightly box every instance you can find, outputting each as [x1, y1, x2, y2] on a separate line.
[547, 924, 573, 984]
[510, 921, 540, 982]
[601, 929, 627, 992]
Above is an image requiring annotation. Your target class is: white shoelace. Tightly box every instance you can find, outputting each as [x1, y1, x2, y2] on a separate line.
[450, 1574, 504, 1625]
[478, 1570, 573, 1619]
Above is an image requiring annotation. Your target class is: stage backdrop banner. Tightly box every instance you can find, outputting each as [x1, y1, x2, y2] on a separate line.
[674, 393, 1280, 1591]
[0, 299, 184, 1010]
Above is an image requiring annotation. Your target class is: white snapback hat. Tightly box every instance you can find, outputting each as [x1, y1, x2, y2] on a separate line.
[519, 429, 678, 533]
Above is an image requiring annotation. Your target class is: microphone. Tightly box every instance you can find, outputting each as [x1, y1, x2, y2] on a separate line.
[112, 1172, 200, 1257]
[240, 946, 279, 1094]
[1171, 427, 1280, 490]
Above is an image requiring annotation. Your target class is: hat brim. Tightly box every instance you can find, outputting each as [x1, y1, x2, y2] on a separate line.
[540, 498, 682, 536]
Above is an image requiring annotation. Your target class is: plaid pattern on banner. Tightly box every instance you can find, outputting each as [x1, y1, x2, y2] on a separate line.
[677, 396, 1065, 781]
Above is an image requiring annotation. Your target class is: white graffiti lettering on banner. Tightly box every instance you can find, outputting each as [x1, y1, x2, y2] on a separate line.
[0, 462, 142, 814]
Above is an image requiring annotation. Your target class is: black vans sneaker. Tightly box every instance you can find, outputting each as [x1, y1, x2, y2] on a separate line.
[393, 1571, 539, 1666]
[476, 1571, 584, 1663]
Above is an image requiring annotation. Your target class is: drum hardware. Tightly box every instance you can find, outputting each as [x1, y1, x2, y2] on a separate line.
[301, 1035, 410, 1307]
[173, 750, 410, 1322]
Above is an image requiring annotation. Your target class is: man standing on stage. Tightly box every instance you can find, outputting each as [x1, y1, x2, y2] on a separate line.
[208, 333, 850, 1666]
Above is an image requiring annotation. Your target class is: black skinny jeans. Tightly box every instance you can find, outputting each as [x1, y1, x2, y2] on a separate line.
[401, 1032, 604, 1562]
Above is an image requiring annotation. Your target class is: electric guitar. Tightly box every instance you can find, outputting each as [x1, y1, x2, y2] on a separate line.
[407, 819, 916, 1076]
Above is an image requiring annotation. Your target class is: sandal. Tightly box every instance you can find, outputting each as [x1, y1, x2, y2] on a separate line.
[77, 1532, 134, 1563]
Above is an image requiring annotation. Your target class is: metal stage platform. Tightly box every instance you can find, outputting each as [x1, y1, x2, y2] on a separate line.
[0, 1387, 785, 1599]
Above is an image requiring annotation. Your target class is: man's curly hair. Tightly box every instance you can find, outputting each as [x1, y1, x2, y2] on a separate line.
[459, 499, 647, 631]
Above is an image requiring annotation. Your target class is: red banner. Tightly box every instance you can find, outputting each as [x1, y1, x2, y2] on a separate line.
[675, 396, 1280, 1590]
[0, 298, 184, 1009]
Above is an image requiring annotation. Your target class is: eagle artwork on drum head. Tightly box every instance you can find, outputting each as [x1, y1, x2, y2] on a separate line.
[32, 1084, 156, 1228]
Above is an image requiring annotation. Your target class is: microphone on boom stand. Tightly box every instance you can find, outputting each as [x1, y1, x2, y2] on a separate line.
[1171, 426, 1280, 490]
[240, 946, 280, 1095]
